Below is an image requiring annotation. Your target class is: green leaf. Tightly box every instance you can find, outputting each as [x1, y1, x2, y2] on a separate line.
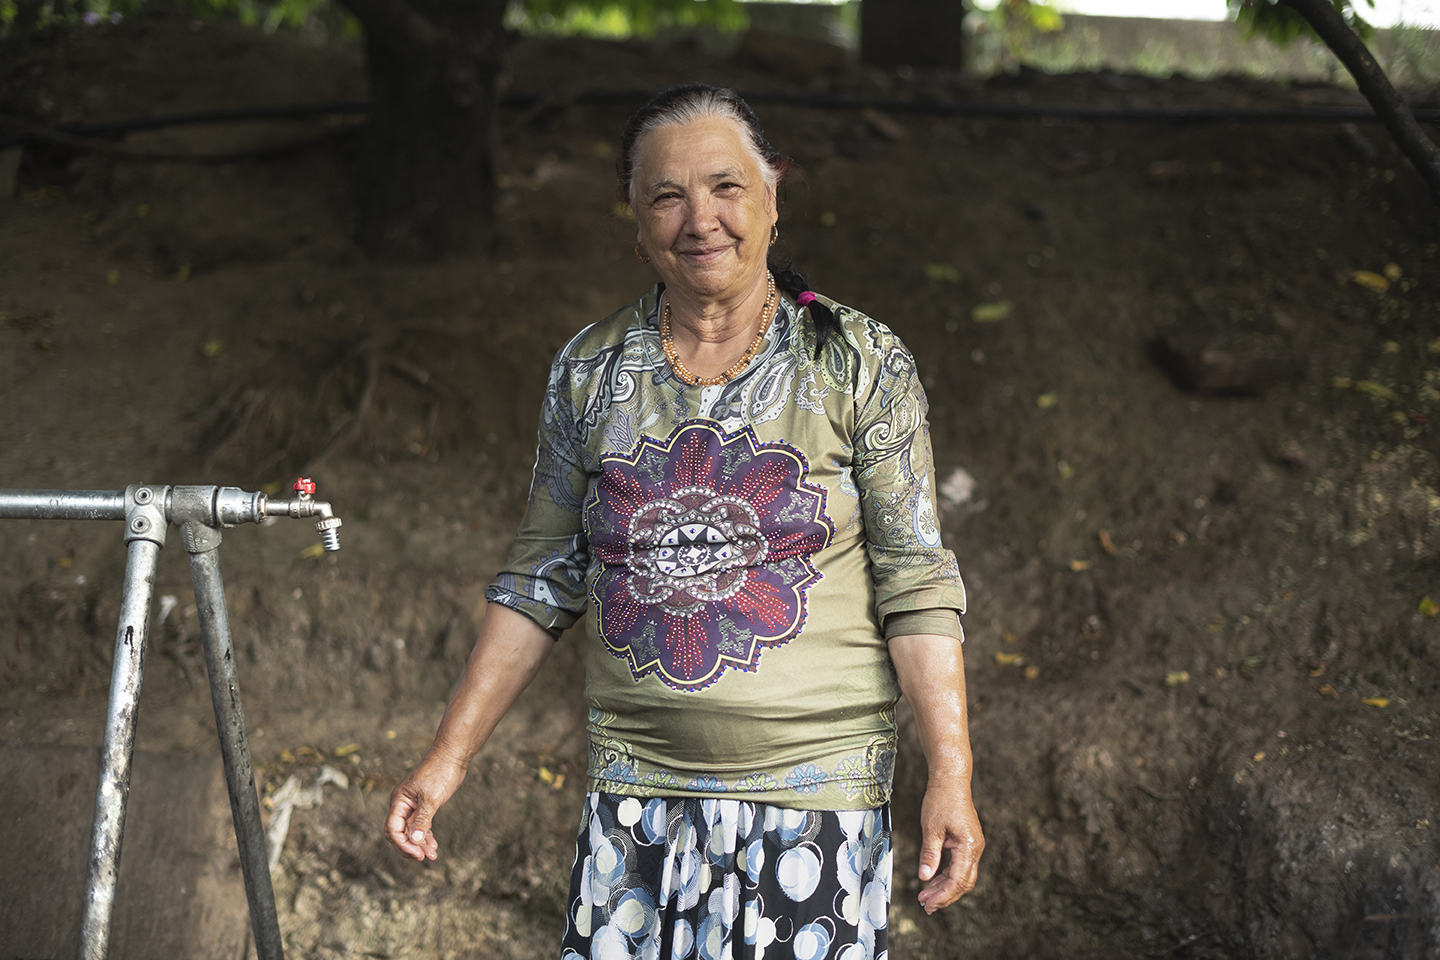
[1229, 0, 1375, 46]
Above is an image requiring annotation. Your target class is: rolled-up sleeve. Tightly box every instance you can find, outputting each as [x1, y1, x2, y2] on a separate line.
[484, 349, 592, 636]
[850, 322, 966, 641]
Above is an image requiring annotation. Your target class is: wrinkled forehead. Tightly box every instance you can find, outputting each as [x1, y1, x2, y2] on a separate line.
[632, 114, 766, 184]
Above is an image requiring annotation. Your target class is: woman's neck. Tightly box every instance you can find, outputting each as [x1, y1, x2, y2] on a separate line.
[661, 271, 776, 383]
[664, 272, 772, 349]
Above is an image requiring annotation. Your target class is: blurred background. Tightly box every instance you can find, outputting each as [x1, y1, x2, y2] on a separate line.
[1, 0, 1437, 957]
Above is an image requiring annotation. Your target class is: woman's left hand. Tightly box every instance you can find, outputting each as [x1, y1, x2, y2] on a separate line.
[916, 776, 984, 913]
[888, 632, 985, 913]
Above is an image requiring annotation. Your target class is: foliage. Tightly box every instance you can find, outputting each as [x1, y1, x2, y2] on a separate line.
[966, 0, 1065, 76]
[1228, 0, 1376, 45]
[0, 0, 353, 36]
[0, 0, 745, 37]
[506, 0, 746, 38]
[1381, 21, 1440, 88]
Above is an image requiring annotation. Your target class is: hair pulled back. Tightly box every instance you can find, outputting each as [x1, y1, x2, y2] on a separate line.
[617, 83, 840, 356]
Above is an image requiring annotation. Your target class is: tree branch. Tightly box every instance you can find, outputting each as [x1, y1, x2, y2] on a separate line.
[1279, 0, 1440, 204]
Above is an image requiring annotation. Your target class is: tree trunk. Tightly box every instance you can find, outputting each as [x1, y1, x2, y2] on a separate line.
[860, 0, 967, 70]
[339, 0, 508, 259]
[1279, 0, 1440, 205]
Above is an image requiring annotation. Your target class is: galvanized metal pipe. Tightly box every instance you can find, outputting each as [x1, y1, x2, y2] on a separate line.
[186, 531, 285, 960]
[0, 489, 125, 521]
[0, 481, 336, 958]
[76, 537, 160, 960]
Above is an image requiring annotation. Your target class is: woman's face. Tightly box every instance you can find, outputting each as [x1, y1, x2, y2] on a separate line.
[632, 115, 778, 307]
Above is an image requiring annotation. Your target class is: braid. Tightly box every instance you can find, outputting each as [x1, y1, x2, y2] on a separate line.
[769, 256, 840, 359]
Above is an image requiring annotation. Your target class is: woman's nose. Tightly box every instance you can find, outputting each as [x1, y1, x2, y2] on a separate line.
[685, 196, 719, 234]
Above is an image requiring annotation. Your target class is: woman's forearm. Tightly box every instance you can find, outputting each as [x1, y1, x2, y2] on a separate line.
[386, 603, 555, 860]
[888, 633, 973, 783]
[428, 603, 556, 768]
[889, 632, 984, 911]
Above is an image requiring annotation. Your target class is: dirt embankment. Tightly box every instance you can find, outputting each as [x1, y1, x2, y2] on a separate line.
[1, 15, 1437, 959]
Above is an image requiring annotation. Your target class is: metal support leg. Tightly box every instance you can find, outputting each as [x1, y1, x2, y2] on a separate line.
[76, 537, 160, 960]
[185, 524, 285, 960]
[0, 483, 339, 958]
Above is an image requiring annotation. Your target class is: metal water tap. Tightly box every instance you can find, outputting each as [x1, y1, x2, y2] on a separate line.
[262, 477, 343, 551]
[0, 477, 348, 960]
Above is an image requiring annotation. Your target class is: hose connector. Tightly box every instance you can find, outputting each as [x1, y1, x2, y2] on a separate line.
[316, 515, 342, 552]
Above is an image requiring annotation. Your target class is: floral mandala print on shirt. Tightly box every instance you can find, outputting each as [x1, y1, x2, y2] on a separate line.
[585, 420, 834, 691]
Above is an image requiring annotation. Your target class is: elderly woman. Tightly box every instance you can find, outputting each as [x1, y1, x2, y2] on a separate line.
[387, 83, 982, 958]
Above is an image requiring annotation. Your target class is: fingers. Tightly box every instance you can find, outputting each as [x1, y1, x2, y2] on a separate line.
[915, 784, 985, 914]
[916, 831, 943, 884]
[917, 840, 980, 913]
[386, 788, 440, 862]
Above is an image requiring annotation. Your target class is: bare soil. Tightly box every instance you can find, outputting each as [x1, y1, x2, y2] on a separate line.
[1, 13, 1437, 959]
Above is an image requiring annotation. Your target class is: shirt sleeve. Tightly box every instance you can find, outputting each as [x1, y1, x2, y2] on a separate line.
[484, 347, 592, 635]
[848, 318, 967, 641]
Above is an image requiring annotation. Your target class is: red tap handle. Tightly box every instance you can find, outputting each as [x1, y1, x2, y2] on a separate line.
[293, 477, 317, 496]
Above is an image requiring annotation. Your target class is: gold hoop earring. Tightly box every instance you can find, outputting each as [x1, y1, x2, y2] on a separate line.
[635, 243, 650, 264]
[769, 224, 779, 247]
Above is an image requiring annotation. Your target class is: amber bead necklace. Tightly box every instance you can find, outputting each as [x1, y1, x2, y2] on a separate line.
[660, 271, 777, 387]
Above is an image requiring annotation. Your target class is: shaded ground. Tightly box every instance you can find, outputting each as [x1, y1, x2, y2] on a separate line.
[1, 13, 1438, 959]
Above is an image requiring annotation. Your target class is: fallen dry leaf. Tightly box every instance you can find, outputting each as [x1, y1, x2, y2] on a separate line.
[1350, 270, 1390, 293]
[1098, 529, 1117, 556]
[971, 300, 1011, 323]
[995, 652, 1024, 666]
[1146, 160, 1188, 181]
[1362, 697, 1390, 708]
[1319, 684, 1339, 699]
[1352, 380, 1400, 403]
[1164, 670, 1190, 687]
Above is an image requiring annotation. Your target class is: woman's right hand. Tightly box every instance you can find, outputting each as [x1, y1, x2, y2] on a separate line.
[386, 752, 469, 861]
[381, 604, 557, 862]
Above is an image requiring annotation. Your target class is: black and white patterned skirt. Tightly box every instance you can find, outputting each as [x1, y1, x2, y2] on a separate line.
[559, 792, 892, 960]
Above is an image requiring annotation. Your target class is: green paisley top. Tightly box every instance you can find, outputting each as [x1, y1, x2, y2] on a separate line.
[486, 284, 966, 809]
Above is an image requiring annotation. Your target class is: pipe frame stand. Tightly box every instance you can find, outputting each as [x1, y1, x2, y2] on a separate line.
[0, 483, 341, 960]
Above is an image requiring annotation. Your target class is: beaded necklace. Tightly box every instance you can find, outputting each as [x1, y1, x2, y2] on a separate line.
[660, 272, 778, 387]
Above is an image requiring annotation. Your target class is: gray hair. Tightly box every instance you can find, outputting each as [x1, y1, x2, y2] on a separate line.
[617, 84, 792, 205]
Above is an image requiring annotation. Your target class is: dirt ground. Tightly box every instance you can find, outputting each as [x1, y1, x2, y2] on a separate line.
[1, 12, 1438, 960]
